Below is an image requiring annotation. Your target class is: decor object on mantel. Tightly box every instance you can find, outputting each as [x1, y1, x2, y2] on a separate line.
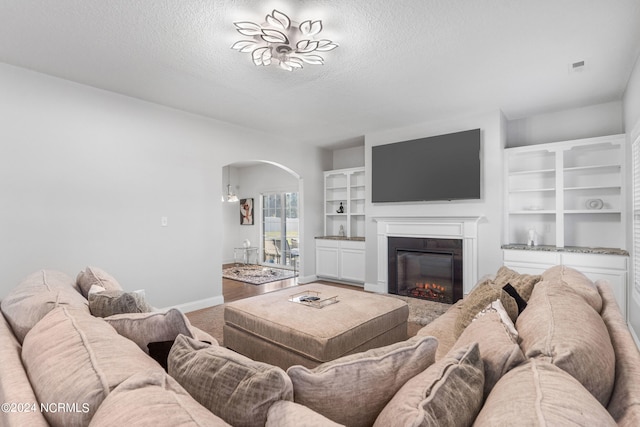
[222, 265, 297, 285]
[232, 9, 338, 71]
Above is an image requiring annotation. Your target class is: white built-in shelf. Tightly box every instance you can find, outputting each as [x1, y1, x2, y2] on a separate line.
[504, 134, 626, 249]
[323, 167, 365, 239]
[509, 188, 555, 193]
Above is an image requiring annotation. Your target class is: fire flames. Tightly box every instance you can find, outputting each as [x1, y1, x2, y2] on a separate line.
[415, 283, 446, 292]
[410, 282, 448, 302]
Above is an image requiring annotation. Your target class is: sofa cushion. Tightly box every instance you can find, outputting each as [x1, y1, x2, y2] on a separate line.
[168, 334, 292, 427]
[451, 299, 525, 398]
[516, 281, 615, 406]
[492, 266, 541, 301]
[541, 265, 602, 312]
[103, 309, 211, 354]
[89, 290, 153, 317]
[597, 280, 640, 425]
[21, 307, 162, 427]
[76, 266, 123, 298]
[474, 359, 616, 426]
[454, 278, 518, 338]
[90, 369, 230, 426]
[0, 270, 89, 343]
[416, 300, 463, 360]
[373, 343, 484, 427]
[286, 336, 438, 427]
[266, 401, 345, 427]
[0, 312, 49, 427]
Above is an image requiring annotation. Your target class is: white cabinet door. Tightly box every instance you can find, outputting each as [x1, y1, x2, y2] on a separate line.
[316, 239, 365, 283]
[562, 253, 628, 319]
[339, 242, 365, 283]
[503, 250, 628, 319]
[316, 241, 340, 279]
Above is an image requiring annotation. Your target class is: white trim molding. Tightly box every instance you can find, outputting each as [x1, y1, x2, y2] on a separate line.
[371, 216, 483, 296]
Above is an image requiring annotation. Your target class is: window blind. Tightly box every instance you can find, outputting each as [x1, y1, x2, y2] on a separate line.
[633, 137, 640, 294]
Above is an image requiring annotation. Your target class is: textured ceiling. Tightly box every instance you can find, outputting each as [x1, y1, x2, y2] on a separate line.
[1, 0, 640, 149]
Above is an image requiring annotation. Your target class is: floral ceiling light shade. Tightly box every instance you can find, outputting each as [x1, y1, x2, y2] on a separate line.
[231, 9, 338, 71]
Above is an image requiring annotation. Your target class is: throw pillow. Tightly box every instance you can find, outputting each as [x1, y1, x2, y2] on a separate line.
[541, 265, 602, 312]
[502, 283, 527, 314]
[76, 266, 124, 298]
[88, 284, 106, 295]
[103, 308, 207, 354]
[168, 334, 293, 427]
[492, 266, 541, 301]
[90, 370, 230, 426]
[454, 279, 518, 338]
[21, 307, 162, 427]
[1, 270, 89, 343]
[516, 281, 615, 406]
[474, 359, 616, 426]
[286, 335, 439, 427]
[373, 343, 484, 427]
[451, 299, 525, 398]
[88, 290, 153, 317]
[148, 339, 214, 372]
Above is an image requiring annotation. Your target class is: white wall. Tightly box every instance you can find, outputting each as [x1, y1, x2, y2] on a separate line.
[221, 163, 299, 264]
[624, 53, 640, 342]
[363, 111, 506, 291]
[332, 145, 365, 169]
[0, 63, 331, 308]
[506, 101, 624, 147]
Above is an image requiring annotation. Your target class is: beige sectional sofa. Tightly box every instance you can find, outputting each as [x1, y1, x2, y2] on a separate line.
[1, 265, 639, 426]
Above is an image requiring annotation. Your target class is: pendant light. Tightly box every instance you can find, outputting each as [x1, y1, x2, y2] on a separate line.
[224, 166, 239, 203]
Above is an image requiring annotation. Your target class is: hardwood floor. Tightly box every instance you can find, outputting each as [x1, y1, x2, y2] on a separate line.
[222, 263, 364, 302]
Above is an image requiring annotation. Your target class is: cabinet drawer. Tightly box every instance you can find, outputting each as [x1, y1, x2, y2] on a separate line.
[503, 250, 559, 265]
[341, 240, 365, 250]
[315, 239, 339, 249]
[561, 253, 628, 270]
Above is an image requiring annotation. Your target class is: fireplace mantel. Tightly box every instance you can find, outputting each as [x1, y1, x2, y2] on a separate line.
[371, 216, 483, 295]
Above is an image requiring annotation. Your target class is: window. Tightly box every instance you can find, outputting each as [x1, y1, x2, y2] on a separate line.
[633, 135, 640, 294]
[262, 192, 299, 269]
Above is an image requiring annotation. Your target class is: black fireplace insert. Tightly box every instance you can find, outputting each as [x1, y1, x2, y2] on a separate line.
[388, 237, 463, 304]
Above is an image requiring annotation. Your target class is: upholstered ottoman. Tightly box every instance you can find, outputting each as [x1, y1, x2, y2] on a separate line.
[223, 284, 409, 369]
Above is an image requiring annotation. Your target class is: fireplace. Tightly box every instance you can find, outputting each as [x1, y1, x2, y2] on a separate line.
[388, 237, 463, 304]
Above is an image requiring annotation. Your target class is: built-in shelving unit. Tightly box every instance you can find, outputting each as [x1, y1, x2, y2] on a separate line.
[504, 134, 625, 249]
[318, 167, 366, 284]
[324, 167, 365, 238]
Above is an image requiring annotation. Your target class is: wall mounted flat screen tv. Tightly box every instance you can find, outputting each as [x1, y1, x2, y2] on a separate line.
[372, 128, 481, 203]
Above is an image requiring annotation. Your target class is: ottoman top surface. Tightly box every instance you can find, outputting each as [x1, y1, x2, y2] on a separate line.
[224, 284, 409, 361]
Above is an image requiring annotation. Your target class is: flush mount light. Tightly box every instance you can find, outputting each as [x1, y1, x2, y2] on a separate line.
[231, 9, 338, 71]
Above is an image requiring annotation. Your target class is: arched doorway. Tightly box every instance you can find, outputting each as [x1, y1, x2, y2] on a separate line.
[221, 161, 303, 274]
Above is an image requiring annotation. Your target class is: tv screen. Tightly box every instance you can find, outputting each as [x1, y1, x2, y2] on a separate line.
[372, 129, 481, 203]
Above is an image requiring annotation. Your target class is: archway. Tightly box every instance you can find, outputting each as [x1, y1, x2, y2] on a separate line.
[221, 160, 304, 276]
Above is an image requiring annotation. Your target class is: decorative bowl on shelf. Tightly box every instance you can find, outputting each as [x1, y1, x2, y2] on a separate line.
[585, 199, 604, 210]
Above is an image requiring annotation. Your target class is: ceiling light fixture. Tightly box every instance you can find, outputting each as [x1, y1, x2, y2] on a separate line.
[231, 9, 338, 71]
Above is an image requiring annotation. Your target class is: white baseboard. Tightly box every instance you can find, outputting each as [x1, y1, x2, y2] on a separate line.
[298, 274, 317, 284]
[364, 281, 386, 294]
[161, 295, 225, 313]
